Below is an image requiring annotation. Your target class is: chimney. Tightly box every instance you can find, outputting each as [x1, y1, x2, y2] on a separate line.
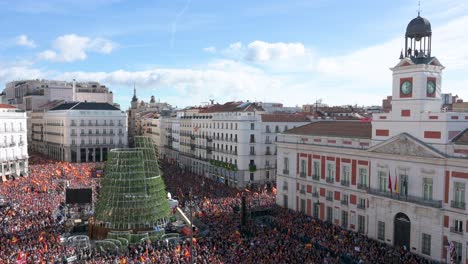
[72, 79, 76, 102]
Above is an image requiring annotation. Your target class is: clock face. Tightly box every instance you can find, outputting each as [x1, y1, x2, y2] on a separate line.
[427, 80, 436, 95]
[400, 81, 412, 95]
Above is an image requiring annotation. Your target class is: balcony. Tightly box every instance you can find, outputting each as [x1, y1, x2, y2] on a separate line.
[265, 139, 272, 144]
[299, 172, 306, 178]
[368, 188, 443, 209]
[249, 164, 257, 172]
[341, 180, 350, 186]
[249, 151, 256, 155]
[357, 203, 366, 210]
[341, 200, 348, 205]
[326, 177, 334, 183]
[71, 133, 77, 137]
[70, 122, 77, 126]
[357, 183, 368, 190]
[250, 140, 255, 143]
[451, 200, 466, 210]
[450, 227, 464, 234]
[312, 192, 319, 198]
[282, 169, 289, 175]
[265, 150, 271, 155]
[326, 196, 333, 202]
[312, 174, 320, 181]
[265, 129, 271, 133]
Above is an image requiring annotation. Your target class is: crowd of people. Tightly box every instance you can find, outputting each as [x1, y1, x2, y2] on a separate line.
[0, 156, 442, 263]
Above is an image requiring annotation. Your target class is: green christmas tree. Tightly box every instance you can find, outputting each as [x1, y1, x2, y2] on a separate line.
[95, 136, 170, 230]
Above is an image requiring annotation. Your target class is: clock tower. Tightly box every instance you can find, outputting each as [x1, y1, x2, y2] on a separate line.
[390, 14, 444, 119]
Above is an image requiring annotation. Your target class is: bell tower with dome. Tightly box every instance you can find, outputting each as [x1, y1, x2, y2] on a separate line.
[390, 13, 444, 118]
[372, 13, 467, 147]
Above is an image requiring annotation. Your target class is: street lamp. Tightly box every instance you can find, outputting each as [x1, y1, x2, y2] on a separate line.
[188, 187, 194, 264]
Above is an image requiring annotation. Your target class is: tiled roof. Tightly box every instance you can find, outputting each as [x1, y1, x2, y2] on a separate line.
[0, 104, 16, 109]
[452, 129, 468, 145]
[50, 102, 120, 111]
[199, 102, 264, 113]
[284, 121, 372, 139]
[261, 113, 310, 122]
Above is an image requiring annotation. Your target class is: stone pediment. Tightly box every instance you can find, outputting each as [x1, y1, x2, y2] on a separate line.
[369, 133, 445, 158]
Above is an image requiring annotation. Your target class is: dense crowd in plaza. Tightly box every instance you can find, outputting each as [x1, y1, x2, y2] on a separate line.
[0, 156, 441, 263]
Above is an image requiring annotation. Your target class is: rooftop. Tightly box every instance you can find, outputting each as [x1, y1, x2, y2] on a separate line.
[0, 104, 16, 109]
[284, 120, 372, 139]
[261, 113, 310, 122]
[50, 102, 120, 111]
[199, 101, 264, 113]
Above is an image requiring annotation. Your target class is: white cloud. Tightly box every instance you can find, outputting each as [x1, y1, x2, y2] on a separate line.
[245, 41, 306, 62]
[15, 34, 36, 48]
[203, 46, 216, 53]
[38, 34, 116, 62]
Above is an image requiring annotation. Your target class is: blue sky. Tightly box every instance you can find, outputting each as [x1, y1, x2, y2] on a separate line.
[1, 0, 467, 109]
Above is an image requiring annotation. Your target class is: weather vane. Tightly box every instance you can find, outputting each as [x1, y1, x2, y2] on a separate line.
[418, 0, 421, 16]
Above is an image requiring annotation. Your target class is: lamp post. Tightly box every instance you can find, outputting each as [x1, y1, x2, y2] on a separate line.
[189, 187, 193, 264]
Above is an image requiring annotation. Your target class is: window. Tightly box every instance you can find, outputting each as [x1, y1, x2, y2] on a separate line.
[300, 160, 306, 177]
[454, 182, 465, 203]
[300, 199, 305, 213]
[377, 221, 385, 240]
[327, 163, 335, 181]
[342, 165, 350, 184]
[342, 194, 349, 204]
[452, 241, 462, 264]
[358, 198, 366, 208]
[284, 125, 288, 131]
[453, 219, 463, 233]
[378, 171, 387, 192]
[358, 215, 365, 233]
[421, 233, 431, 255]
[283, 195, 288, 208]
[283, 157, 289, 174]
[250, 173, 254, 181]
[250, 134, 255, 143]
[110, 138, 114, 144]
[250, 146, 255, 155]
[313, 203, 319, 218]
[265, 125, 270, 133]
[81, 139, 85, 145]
[71, 139, 76, 145]
[399, 174, 409, 196]
[359, 168, 368, 187]
[88, 129, 92, 135]
[423, 178, 433, 200]
[326, 191, 333, 201]
[275, 125, 279, 133]
[250, 123, 254, 130]
[341, 211, 348, 228]
[96, 138, 100, 145]
[326, 206, 333, 222]
[313, 161, 320, 178]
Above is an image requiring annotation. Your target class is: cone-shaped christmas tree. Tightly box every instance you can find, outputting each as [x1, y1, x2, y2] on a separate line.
[94, 136, 170, 230]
